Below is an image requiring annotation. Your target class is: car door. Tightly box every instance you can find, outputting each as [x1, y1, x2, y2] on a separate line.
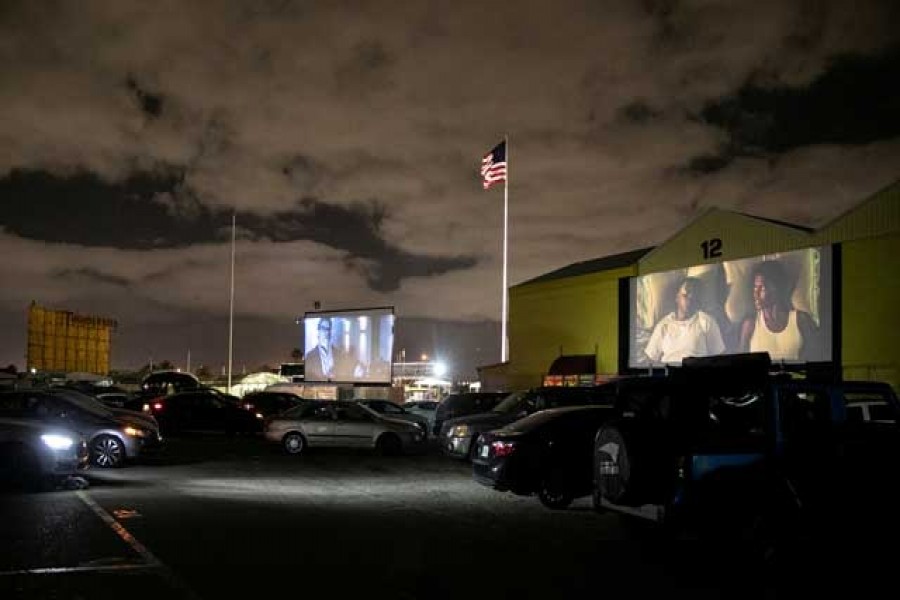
[333, 404, 377, 447]
[302, 403, 336, 446]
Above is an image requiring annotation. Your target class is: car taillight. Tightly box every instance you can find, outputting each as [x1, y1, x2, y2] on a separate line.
[491, 440, 516, 458]
[152, 401, 164, 412]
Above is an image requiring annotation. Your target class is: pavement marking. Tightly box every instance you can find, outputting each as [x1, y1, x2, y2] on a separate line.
[75, 491, 201, 600]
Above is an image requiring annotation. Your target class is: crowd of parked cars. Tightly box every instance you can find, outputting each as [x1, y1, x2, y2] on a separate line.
[4, 355, 899, 555]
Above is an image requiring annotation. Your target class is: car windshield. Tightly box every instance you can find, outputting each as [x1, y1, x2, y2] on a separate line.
[51, 389, 116, 418]
[492, 391, 527, 413]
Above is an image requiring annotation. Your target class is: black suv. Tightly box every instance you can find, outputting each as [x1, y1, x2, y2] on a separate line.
[593, 354, 900, 548]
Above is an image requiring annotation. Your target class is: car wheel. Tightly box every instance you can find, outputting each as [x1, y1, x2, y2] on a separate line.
[538, 469, 573, 510]
[376, 433, 402, 456]
[91, 435, 125, 468]
[282, 432, 306, 455]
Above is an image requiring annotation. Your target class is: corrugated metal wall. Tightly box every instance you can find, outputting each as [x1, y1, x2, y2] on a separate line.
[638, 209, 814, 275]
[504, 265, 636, 389]
[27, 304, 117, 375]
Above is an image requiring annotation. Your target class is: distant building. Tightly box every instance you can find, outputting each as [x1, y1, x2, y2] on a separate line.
[27, 302, 117, 375]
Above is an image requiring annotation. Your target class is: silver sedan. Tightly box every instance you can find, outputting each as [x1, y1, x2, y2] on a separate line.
[264, 401, 425, 455]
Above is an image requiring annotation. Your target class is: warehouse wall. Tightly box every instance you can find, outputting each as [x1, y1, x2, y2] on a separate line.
[841, 233, 900, 391]
[507, 265, 635, 389]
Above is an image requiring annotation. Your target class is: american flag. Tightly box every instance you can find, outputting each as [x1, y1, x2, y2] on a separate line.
[481, 141, 507, 190]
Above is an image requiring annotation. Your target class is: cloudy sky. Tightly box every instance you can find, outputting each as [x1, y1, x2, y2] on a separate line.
[1, 0, 898, 377]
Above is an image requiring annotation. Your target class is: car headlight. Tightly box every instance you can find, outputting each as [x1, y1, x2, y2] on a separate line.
[124, 426, 147, 438]
[449, 425, 469, 437]
[255, 412, 264, 420]
[41, 434, 74, 450]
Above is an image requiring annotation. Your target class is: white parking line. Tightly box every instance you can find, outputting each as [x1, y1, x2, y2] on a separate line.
[75, 491, 201, 599]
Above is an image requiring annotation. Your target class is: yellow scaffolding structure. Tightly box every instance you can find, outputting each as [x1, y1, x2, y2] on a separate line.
[27, 302, 117, 375]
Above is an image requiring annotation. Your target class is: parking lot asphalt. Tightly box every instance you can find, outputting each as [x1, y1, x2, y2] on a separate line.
[0, 435, 889, 599]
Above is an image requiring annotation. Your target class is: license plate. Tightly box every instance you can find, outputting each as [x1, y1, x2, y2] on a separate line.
[480, 444, 489, 458]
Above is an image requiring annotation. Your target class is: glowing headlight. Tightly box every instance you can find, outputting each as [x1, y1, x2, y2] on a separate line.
[41, 434, 74, 450]
[255, 413, 264, 420]
[124, 426, 147, 438]
[450, 425, 469, 437]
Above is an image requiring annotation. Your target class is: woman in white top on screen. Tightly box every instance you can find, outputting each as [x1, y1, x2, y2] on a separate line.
[644, 277, 726, 364]
[739, 261, 818, 361]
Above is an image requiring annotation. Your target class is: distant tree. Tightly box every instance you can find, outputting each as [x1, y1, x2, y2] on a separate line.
[196, 365, 212, 380]
[290, 348, 303, 361]
[1, 364, 17, 374]
[254, 364, 275, 373]
[157, 360, 175, 371]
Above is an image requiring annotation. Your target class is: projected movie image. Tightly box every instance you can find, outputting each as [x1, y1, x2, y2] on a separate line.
[629, 247, 833, 367]
[303, 308, 395, 384]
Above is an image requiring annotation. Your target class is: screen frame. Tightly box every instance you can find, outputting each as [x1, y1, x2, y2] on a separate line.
[620, 245, 838, 374]
[301, 306, 395, 385]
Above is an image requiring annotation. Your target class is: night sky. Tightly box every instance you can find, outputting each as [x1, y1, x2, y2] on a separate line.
[1, 1, 898, 377]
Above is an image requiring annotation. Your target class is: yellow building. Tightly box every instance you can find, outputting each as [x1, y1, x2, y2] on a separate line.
[27, 303, 118, 375]
[485, 180, 899, 392]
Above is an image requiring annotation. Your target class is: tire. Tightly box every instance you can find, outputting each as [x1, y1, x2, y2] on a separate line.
[594, 421, 669, 507]
[91, 435, 126, 468]
[282, 432, 306, 455]
[376, 433, 402, 456]
[538, 468, 574, 510]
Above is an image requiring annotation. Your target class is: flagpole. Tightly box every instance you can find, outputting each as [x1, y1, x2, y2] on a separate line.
[227, 213, 235, 393]
[501, 134, 509, 363]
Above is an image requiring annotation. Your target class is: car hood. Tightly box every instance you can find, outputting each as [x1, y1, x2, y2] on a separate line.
[112, 410, 159, 431]
[444, 411, 516, 431]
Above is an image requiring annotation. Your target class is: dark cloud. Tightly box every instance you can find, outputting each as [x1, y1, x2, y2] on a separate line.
[0, 169, 476, 292]
[685, 46, 900, 174]
[126, 76, 164, 119]
[54, 268, 131, 288]
[619, 101, 663, 124]
[335, 40, 395, 94]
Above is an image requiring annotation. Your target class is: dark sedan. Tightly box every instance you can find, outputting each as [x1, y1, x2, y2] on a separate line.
[358, 399, 430, 437]
[240, 391, 305, 418]
[472, 406, 614, 509]
[143, 390, 263, 435]
[442, 385, 616, 460]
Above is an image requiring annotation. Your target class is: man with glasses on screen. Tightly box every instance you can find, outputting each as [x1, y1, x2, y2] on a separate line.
[305, 318, 341, 381]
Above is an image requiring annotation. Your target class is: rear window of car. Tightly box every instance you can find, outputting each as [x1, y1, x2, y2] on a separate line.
[842, 391, 898, 424]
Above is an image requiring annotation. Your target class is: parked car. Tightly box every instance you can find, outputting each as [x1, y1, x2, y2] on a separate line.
[56, 383, 133, 409]
[0, 417, 89, 490]
[0, 389, 163, 468]
[403, 400, 438, 432]
[432, 392, 507, 436]
[593, 354, 900, 551]
[240, 390, 305, 419]
[472, 406, 615, 509]
[358, 399, 429, 437]
[264, 401, 425, 455]
[137, 370, 202, 398]
[442, 385, 618, 460]
[141, 390, 263, 435]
